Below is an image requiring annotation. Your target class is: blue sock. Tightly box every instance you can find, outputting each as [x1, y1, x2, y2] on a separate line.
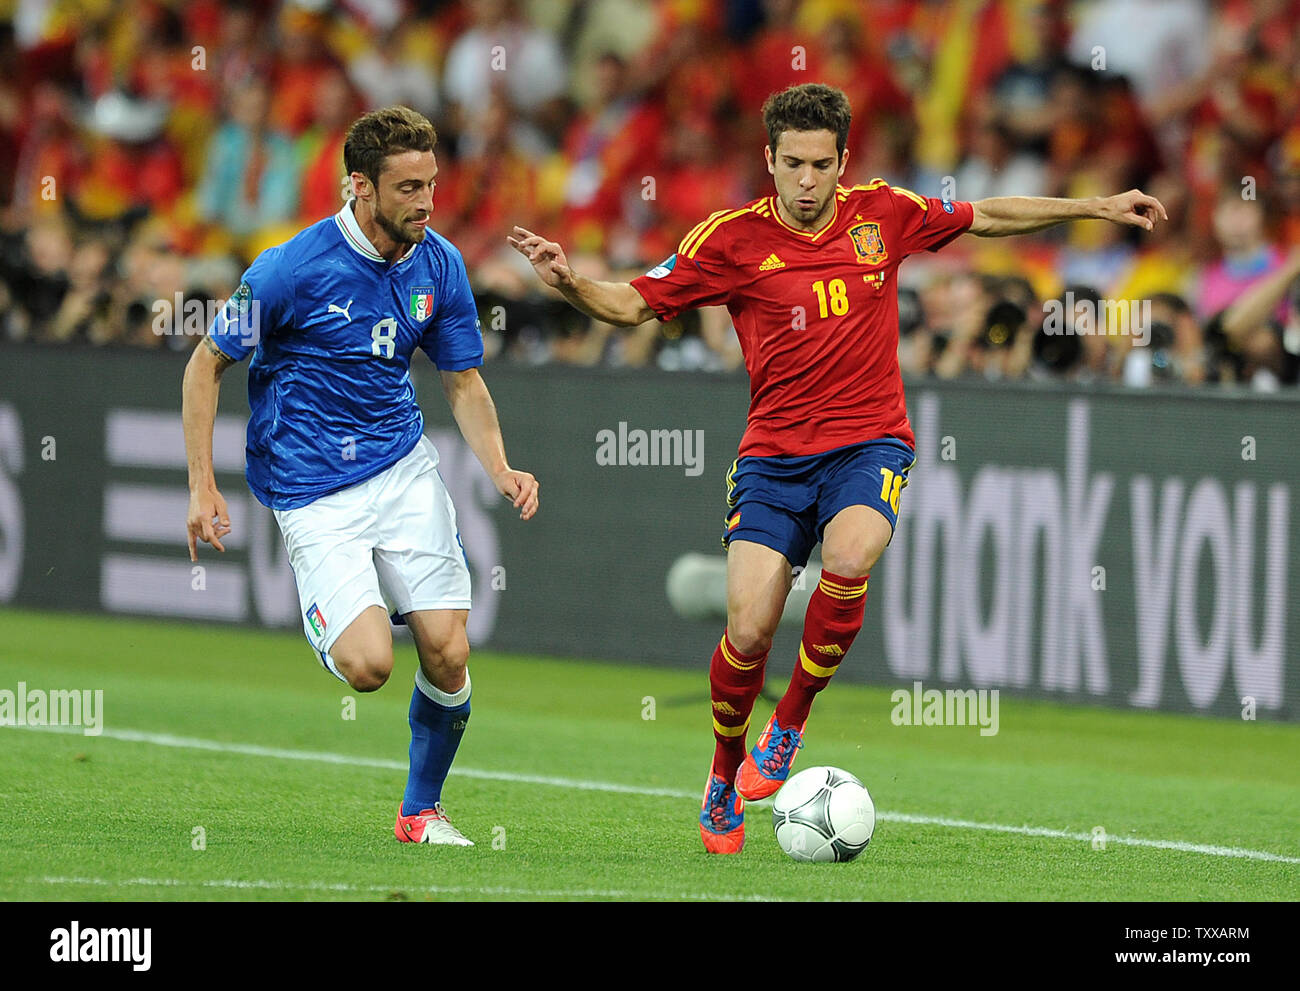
[402, 668, 471, 816]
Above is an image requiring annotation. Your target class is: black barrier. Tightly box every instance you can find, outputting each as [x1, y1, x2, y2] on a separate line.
[1, 343, 1296, 720]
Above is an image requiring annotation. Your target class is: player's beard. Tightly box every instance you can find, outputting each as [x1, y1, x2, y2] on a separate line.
[783, 188, 833, 229]
[374, 193, 428, 246]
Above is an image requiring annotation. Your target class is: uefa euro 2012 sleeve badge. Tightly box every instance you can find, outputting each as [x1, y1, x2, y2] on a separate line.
[848, 222, 888, 265]
[230, 282, 253, 312]
[409, 287, 436, 322]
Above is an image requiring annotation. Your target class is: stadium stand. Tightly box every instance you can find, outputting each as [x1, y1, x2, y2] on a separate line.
[1, 0, 1298, 386]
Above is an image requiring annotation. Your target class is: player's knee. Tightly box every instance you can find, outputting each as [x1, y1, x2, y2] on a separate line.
[349, 664, 391, 693]
[726, 620, 774, 657]
[443, 637, 470, 672]
[338, 649, 393, 693]
[822, 543, 883, 579]
[419, 634, 469, 679]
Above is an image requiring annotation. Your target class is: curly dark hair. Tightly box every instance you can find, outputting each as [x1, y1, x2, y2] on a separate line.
[761, 83, 852, 158]
[343, 106, 438, 185]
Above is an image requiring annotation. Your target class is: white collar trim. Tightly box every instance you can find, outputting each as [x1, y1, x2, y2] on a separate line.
[335, 200, 417, 264]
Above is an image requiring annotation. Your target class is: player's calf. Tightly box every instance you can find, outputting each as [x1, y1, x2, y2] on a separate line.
[401, 609, 473, 821]
[709, 629, 770, 784]
[407, 609, 470, 694]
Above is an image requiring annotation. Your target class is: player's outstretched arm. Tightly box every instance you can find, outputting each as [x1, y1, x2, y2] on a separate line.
[440, 367, 539, 521]
[507, 226, 654, 326]
[182, 335, 234, 560]
[968, 190, 1168, 237]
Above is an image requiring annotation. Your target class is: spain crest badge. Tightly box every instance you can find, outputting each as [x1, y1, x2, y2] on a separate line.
[848, 222, 888, 265]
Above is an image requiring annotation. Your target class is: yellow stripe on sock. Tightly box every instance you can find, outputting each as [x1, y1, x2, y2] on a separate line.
[818, 576, 868, 593]
[713, 716, 750, 737]
[818, 580, 867, 600]
[799, 644, 841, 679]
[719, 636, 762, 671]
[818, 584, 866, 598]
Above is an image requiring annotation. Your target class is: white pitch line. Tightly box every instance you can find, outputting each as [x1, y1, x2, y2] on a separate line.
[8, 724, 1300, 865]
[15, 724, 692, 798]
[30, 875, 789, 902]
[882, 811, 1300, 864]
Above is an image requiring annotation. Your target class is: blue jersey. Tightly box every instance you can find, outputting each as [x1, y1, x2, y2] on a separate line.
[207, 201, 483, 509]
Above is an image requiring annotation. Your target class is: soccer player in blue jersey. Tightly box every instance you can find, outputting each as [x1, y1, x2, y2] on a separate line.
[181, 106, 539, 846]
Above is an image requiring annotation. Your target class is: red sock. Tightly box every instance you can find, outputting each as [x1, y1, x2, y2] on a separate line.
[709, 630, 769, 782]
[775, 570, 868, 728]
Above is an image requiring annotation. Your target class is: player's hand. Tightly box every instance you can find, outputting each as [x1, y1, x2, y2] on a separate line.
[187, 485, 231, 560]
[493, 467, 539, 521]
[1098, 189, 1168, 232]
[507, 226, 575, 289]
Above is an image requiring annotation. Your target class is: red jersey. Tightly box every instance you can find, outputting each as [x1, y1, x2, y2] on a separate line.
[631, 182, 973, 457]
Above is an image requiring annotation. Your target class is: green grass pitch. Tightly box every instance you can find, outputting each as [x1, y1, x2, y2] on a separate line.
[1, 608, 1297, 901]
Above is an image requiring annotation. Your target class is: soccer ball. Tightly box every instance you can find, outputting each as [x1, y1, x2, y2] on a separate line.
[771, 766, 875, 863]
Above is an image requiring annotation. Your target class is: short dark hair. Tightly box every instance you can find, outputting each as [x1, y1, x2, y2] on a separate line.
[762, 84, 852, 158]
[344, 106, 437, 185]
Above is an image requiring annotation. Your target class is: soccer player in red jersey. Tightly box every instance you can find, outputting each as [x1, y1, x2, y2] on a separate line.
[510, 83, 1166, 853]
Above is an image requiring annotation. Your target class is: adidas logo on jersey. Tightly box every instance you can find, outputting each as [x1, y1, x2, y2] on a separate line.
[758, 253, 786, 271]
[812, 643, 845, 657]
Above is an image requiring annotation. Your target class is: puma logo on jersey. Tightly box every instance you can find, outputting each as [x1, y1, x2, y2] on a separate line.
[758, 253, 786, 271]
[327, 299, 354, 320]
[812, 643, 844, 657]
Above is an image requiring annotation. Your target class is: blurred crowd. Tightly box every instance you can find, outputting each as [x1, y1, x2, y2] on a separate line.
[2, 0, 1300, 388]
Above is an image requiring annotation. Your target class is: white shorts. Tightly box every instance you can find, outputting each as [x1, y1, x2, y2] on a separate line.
[273, 436, 472, 676]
